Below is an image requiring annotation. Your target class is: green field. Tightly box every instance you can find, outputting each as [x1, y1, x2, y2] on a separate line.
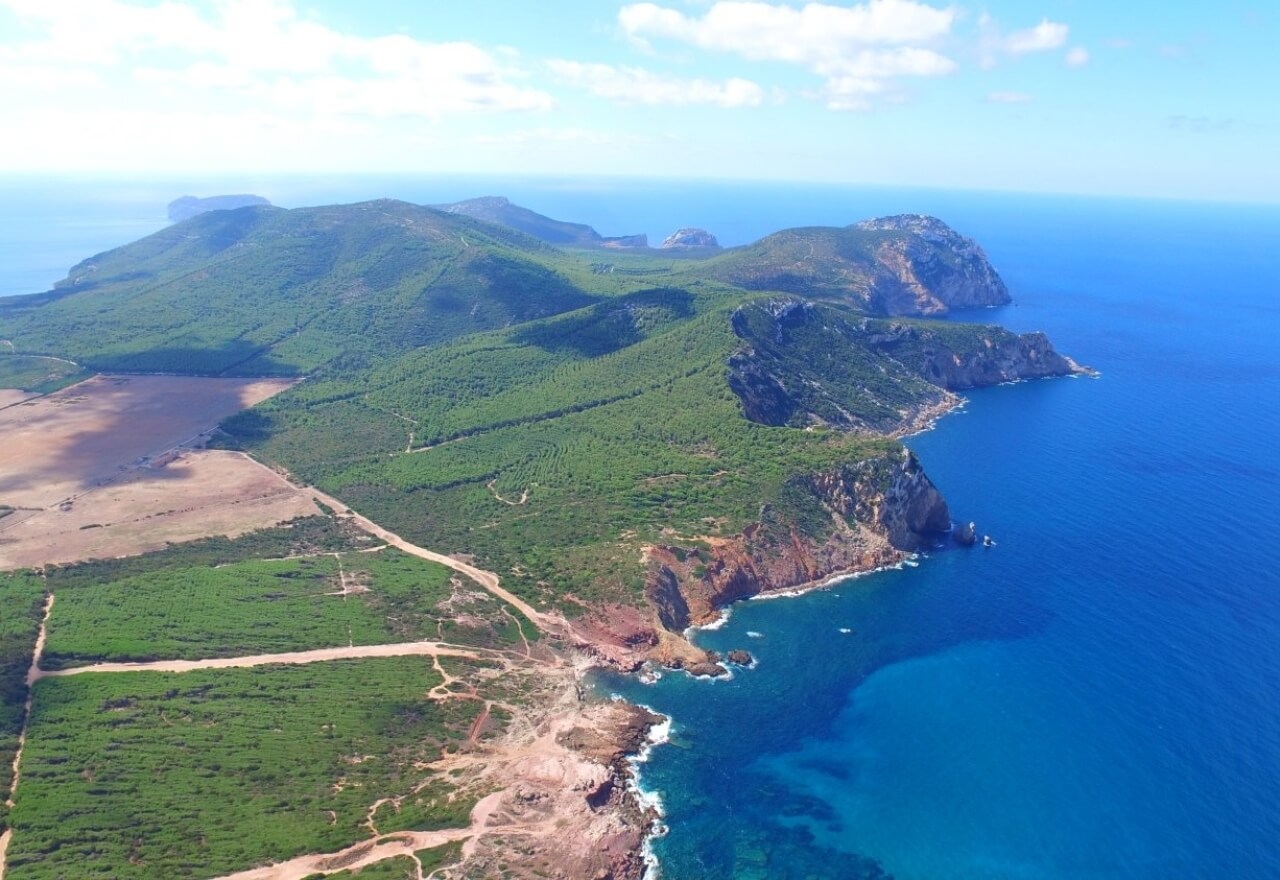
[6, 659, 485, 880]
[0, 571, 45, 834]
[42, 546, 529, 670]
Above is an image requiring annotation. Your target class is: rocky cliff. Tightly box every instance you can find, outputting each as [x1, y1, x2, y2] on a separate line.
[854, 214, 1010, 314]
[575, 446, 950, 673]
[661, 228, 720, 249]
[707, 214, 1011, 316]
[726, 298, 1085, 434]
[860, 319, 1084, 388]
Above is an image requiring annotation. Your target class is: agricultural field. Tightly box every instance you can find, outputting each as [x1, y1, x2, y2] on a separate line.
[0, 374, 295, 510]
[41, 544, 531, 670]
[0, 372, 319, 570]
[5, 658, 488, 880]
[0, 450, 319, 570]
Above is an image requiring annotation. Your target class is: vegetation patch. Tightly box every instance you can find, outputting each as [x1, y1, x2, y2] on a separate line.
[0, 354, 88, 393]
[42, 532, 530, 669]
[0, 571, 45, 834]
[7, 658, 483, 880]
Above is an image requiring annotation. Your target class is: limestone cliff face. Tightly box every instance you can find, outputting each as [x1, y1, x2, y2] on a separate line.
[710, 214, 1010, 317]
[644, 447, 949, 632]
[856, 214, 1011, 315]
[661, 228, 720, 249]
[725, 298, 1083, 436]
[863, 322, 1083, 389]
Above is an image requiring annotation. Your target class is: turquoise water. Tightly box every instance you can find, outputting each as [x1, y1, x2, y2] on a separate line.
[3, 179, 1278, 878]
[599, 194, 1280, 878]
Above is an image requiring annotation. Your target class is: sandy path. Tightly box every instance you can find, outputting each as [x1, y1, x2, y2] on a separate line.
[282, 471, 554, 634]
[0, 592, 52, 880]
[210, 791, 502, 880]
[34, 640, 480, 681]
[208, 828, 470, 880]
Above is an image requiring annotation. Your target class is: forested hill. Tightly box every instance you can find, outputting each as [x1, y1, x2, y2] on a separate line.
[0, 200, 1010, 377]
[0, 200, 596, 375]
[0, 195, 1080, 647]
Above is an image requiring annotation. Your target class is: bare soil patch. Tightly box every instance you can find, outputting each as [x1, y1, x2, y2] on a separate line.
[0, 390, 35, 410]
[0, 450, 318, 569]
[0, 374, 294, 510]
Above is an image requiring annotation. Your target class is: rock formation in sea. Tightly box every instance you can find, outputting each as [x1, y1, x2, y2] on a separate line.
[661, 228, 720, 249]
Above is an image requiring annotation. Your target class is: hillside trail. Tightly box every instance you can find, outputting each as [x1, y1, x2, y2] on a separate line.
[0, 592, 53, 880]
[205, 791, 506, 880]
[33, 640, 482, 681]
[3, 449, 588, 880]
[253, 459, 562, 636]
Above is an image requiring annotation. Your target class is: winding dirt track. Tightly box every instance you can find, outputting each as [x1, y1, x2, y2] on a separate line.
[289, 470, 555, 634]
[2, 445, 566, 880]
[33, 640, 480, 681]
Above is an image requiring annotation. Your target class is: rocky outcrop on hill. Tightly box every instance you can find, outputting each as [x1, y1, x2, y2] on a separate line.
[624, 447, 950, 672]
[168, 194, 271, 222]
[726, 297, 1085, 434]
[708, 214, 1011, 316]
[661, 228, 720, 249]
[854, 214, 1010, 314]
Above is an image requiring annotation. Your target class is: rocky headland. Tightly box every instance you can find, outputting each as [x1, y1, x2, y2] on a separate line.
[168, 194, 271, 222]
[661, 228, 720, 249]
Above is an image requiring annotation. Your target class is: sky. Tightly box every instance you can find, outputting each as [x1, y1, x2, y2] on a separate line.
[0, 0, 1275, 202]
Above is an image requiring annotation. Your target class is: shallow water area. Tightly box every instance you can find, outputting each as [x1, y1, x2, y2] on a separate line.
[599, 194, 1280, 879]
[4, 178, 1279, 879]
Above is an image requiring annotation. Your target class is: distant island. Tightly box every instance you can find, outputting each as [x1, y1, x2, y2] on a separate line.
[167, 193, 272, 222]
[0, 195, 1086, 880]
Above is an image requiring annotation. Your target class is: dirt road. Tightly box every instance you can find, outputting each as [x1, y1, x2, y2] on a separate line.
[35, 640, 481, 681]
[285, 474, 556, 635]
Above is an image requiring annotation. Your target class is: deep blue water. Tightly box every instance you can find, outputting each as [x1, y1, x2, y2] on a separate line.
[3, 178, 1279, 878]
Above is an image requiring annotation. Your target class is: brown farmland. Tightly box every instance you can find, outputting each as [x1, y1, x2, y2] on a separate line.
[0, 375, 317, 569]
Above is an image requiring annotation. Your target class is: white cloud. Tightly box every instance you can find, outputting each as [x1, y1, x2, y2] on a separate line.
[1005, 19, 1069, 54]
[0, 0, 554, 116]
[549, 60, 764, 107]
[986, 91, 1032, 104]
[620, 0, 956, 60]
[469, 127, 652, 148]
[979, 13, 1070, 68]
[617, 0, 957, 109]
[1065, 46, 1090, 67]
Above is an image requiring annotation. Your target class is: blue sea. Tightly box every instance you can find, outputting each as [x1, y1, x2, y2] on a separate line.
[3, 177, 1279, 879]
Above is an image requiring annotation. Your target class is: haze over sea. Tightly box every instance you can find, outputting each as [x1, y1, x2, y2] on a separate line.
[3, 178, 1279, 879]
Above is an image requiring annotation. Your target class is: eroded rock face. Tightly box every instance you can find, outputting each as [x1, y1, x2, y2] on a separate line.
[856, 214, 1010, 314]
[644, 448, 949, 635]
[710, 214, 1010, 316]
[725, 298, 1083, 435]
[863, 321, 1083, 388]
[661, 227, 720, 249]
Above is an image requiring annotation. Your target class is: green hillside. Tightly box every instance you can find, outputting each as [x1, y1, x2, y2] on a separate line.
[1, 199, 1073, 615]
[0, 200, 604, 375]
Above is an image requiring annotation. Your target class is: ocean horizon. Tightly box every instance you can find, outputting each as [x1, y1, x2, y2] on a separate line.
[3, 178, 1279, 879]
